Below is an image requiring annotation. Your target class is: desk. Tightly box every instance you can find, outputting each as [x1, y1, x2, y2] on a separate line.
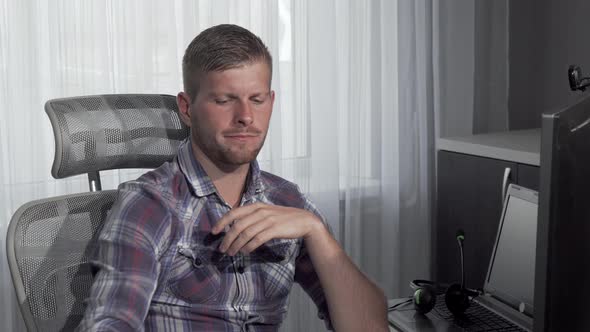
[388, 297, 465, 332]
[388, 297, 533, 332]
[388, 298, 411, 332]
[388, 296, 465, 332]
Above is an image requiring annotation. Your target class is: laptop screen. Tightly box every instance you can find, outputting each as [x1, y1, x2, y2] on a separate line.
[485, 184, 538, 317]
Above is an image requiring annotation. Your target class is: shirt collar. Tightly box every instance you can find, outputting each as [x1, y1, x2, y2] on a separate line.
[243, 158, 265, 200]
[177, 139, 265, 199]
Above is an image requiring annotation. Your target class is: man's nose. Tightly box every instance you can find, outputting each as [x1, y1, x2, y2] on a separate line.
[234, 101, 254, 126]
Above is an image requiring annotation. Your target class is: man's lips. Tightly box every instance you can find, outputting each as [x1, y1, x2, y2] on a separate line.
[224, 134, 259, 141]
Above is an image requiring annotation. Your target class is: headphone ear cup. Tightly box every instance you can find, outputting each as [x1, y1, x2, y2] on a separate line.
[413, 286, 436, 314]
[445, 283, 470, 315]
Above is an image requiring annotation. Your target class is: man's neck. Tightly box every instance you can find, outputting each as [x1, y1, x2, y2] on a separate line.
[191, 143, 250, 208]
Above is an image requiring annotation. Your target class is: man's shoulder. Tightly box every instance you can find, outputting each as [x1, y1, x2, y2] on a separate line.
[259, 170, 300, 192]
[118, 160, 186, 202]
[259, 171, 309, 207]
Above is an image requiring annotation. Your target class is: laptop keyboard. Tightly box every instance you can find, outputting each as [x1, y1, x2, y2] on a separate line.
[432, 294, 527, 331]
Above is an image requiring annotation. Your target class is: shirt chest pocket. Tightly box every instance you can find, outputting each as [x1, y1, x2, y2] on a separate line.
[167, 244, 222, 304]
[255, 238, 299, 300]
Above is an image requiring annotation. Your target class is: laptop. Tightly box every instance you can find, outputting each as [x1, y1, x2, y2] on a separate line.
[389, 183, 538, 331]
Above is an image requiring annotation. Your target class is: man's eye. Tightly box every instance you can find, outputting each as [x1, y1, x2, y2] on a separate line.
[215, 99, 229, 105]
[252, 99, 264, 104]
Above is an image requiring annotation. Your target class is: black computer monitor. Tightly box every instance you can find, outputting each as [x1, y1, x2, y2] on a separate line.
[534, 94, 590, 331]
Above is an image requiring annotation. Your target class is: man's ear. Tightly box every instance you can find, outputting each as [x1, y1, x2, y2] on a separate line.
[177, 92, 192, 128]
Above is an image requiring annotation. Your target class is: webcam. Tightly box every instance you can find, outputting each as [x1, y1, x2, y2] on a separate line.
[568, 65, 590, 91]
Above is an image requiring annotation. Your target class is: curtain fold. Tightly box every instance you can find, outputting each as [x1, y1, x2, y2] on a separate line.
[397, 0, 435, 293]
[0, 1, 436, 331]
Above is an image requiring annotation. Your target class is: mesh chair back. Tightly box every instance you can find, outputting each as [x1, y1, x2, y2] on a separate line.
[45, 94, 190, 179]
[7, 94, 188, 330]
[7, 191, 118, 332]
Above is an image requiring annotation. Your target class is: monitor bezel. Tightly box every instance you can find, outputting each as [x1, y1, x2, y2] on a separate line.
[534, 93, 590, 332]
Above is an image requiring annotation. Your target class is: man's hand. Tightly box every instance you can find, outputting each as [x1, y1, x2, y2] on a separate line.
[213, 202, 389, 331]
[211, 202, 322, 256]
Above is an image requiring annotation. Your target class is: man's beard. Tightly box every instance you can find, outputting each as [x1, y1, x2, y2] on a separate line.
[194, 130, 266, 167]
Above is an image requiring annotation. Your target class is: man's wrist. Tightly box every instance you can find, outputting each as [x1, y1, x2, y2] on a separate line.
[303, 214, 328, 241]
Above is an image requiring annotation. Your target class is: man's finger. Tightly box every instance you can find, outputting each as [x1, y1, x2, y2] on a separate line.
[240, 228, 276, 254]
[211, 203, 264, 234]
[219, 212, 266, 253]
[224, 218, 274, 256]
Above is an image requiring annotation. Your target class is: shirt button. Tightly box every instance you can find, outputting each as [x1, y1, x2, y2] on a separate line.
[237, 266, 245, 274]
[193, 257, 203, 267]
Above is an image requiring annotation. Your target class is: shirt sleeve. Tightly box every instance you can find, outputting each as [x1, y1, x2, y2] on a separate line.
[293, 196, 334, 331]
[76, 182, 171, 332]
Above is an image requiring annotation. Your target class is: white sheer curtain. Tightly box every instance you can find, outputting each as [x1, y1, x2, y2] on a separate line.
[0, 1, 435, 331]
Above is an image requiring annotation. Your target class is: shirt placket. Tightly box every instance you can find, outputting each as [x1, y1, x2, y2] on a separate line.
[231, 189, 261, 316]
[215, 197, 246, 316]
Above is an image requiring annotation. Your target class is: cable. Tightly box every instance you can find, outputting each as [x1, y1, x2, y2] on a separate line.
[456, 230, 465, 290]
[387, 298, 412, 312]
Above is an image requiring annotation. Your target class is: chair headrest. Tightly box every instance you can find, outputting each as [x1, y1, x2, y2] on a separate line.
[45, 94, 190, 179]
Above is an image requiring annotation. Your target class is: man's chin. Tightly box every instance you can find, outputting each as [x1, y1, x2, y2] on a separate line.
[219, 152, 259, 166]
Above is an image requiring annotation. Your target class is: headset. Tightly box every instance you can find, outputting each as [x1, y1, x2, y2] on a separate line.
[410, 230, 481, 315]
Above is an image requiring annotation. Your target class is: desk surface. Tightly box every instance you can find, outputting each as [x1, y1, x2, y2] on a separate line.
[388, 298, 411, 332]
[388, 297, 533, 332]
[388, 297, 464, 332]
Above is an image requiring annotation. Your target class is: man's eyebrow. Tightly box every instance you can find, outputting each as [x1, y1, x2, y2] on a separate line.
[206, 91, 270, 98]
[250, 92, 271, 98]
[207, 92, 237, 98]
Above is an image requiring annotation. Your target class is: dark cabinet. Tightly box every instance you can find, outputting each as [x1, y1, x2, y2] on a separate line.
[434, 151, 539, 289]
[516, 164, 540, 191]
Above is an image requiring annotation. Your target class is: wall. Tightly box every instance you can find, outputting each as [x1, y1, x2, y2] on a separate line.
[473, 0, 510, 134]
[438, 0, 590, 133]
[509, 0, 590, 129]
[435, 0, 475, 138]
[436, 0, 510, 138]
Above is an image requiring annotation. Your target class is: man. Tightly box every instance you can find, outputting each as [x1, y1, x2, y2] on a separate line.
[78, 24, 388, 331]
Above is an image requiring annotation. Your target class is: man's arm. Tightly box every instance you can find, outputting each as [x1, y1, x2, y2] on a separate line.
[77, 185, 166, 331]
[211, 202, 389, 331]
[302, 221, 388, 331]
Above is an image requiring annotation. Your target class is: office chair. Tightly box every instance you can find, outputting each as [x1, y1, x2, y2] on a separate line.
[6, 94, 189, 332]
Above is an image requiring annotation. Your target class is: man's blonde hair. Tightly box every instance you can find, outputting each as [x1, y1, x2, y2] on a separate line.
[182, 24, 273, 101]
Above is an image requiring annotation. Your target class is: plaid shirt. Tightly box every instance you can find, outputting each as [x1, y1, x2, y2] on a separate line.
[77, 140, 332, 331]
